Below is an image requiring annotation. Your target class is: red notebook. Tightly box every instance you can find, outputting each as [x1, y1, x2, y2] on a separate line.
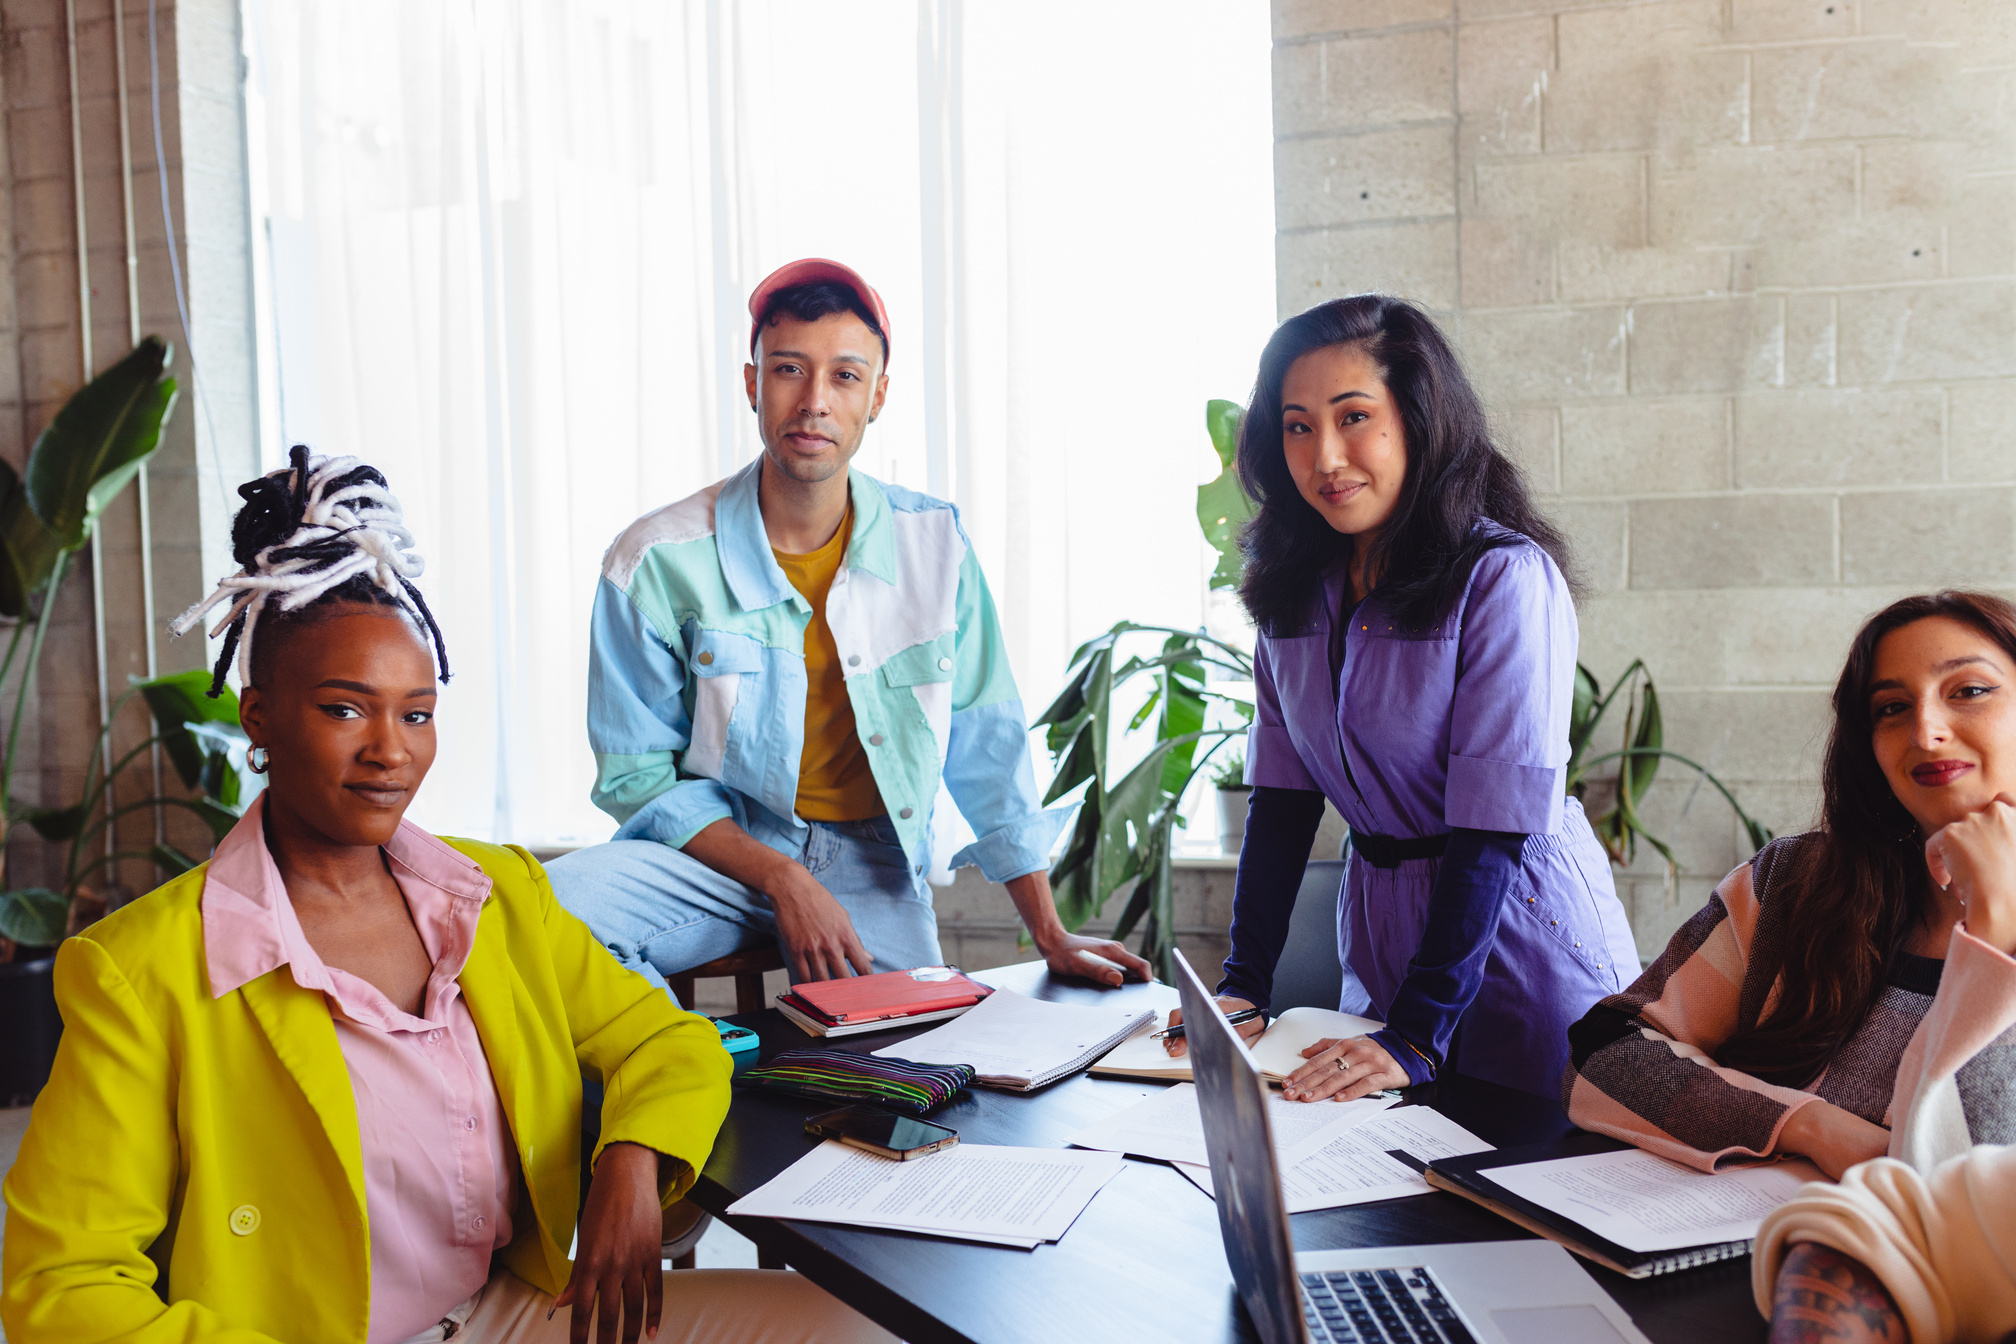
[777, 965, 991, 1035]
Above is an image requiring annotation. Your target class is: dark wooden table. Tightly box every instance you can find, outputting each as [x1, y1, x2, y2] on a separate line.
[691, 962, 1765, 1344]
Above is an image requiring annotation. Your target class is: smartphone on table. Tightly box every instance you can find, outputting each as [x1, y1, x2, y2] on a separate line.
[804, 1105, 959, 1160]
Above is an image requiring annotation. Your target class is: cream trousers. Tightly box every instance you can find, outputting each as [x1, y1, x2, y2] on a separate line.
[397, 1268, 898, 1344]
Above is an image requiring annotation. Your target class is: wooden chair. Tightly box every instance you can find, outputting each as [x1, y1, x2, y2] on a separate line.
[667, 944, 786, 1015]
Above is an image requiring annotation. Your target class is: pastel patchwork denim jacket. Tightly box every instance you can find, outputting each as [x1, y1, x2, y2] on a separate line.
[585, 458, 1065, 884]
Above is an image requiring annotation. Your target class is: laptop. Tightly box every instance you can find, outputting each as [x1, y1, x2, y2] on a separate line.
[1171, 950, 1652, 1344]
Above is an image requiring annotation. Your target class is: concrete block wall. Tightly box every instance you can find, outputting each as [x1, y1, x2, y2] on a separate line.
[0, 0, 256, 909]
[1274, 0, 2016, 959]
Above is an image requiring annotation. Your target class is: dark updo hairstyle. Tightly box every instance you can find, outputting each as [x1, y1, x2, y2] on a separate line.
[1235, 294, 1574, 635]
[756, 280, 888, 364]
[170, 445, 449, 697]
[1716, 590, 2016, 1085]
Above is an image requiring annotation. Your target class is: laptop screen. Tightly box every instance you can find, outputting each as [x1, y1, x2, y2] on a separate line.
[1173, 950, 1307, 1344]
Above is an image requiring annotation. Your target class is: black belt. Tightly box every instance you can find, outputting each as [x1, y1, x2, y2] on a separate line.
[1348, 830, 1450, 869]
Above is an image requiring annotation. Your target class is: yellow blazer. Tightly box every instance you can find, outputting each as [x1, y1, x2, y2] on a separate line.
[0, 838, 732, 1344]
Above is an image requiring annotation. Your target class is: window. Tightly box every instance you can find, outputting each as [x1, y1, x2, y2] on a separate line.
[245, 0, 1274, 846]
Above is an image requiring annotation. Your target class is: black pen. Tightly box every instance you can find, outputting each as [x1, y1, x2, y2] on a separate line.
[1151, 1008, 1264, 1041]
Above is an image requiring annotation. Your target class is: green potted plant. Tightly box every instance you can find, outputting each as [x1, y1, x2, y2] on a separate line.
[0, 337, 182, 1103]
[1210, 749, 1249, 855]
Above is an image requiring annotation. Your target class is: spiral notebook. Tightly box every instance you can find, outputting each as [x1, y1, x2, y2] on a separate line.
[1426, 1134, 1823, 1279]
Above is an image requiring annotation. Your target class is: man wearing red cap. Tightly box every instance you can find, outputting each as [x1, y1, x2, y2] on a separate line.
[548, 259, 1149, 994]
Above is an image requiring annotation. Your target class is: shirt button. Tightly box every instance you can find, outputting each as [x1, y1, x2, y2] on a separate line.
[1550, 919, 1559, 926]
[473, 1215, 486, 1230]
[230, 1205, 261, 1236]
[938, 657, 953, 671]
[696, 651, 714, 666]
[869, 734, 884, 746]
[1574, 942, 1582, 948]
[899, 807, 914, 820]
[847, 655, 861, 667]
[427, 1030, 442, 1044]
[465, 1116, 478, 1130]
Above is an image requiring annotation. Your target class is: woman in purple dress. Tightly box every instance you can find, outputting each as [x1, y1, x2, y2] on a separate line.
[1170, 295, 1639, 1101]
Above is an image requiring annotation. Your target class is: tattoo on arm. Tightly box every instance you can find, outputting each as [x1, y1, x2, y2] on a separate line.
[1769, 1242, 1905, 1344]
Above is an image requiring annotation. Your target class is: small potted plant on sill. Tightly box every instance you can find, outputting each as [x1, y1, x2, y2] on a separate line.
[1210, 750, 1250, 856]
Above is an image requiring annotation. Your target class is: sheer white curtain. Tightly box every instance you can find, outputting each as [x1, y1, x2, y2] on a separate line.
[243, 0, 1274, 847]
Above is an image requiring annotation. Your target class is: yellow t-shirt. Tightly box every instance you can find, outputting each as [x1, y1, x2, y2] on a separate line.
[772, 508, 884, 822]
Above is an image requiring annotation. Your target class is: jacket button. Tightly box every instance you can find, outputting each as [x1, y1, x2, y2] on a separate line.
[696, 651, 714, 666]
[230, 1205, 261, 1236]
[938, 657, 953, 671]
[869, 734, 884, 746]
[848, 655, 861, 667]
[899, 807, 914, 819]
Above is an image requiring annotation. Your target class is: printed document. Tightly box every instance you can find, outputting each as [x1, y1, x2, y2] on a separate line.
[874, 987, 1155, 1090]
[1485, 1148, 1825, 1252]
[727, 1140, 1126, 1249]
[1091, 1005, 1385, 1083]
[1066, 1082, 1392, 1168]
[1176, 1106, 1493, 1213]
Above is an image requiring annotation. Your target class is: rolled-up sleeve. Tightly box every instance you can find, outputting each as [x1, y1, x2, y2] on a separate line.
[585, 576, 734, 848]
[1247, 632, 1321, 792]
[1444, 545, 1573, 835]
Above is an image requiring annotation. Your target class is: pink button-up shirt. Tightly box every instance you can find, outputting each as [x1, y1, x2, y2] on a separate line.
[204, 798, 518, 1344]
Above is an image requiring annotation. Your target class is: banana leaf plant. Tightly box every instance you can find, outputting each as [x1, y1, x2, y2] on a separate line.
[0, 668, 259, 948]
[0, 338, 181, 949]
[1035, 623, 1255, 978]
[1567, 658, 1773, 875]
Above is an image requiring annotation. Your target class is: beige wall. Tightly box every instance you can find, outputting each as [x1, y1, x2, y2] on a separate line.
[0, 0, 257, 903]
[1273, 0, 2016, 955]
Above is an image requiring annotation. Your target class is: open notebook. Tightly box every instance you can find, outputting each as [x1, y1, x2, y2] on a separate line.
[1427, 1134, 1825, 1279]
[1090, 1005, 1386, 1083]
[875, 987, 1157, 1091]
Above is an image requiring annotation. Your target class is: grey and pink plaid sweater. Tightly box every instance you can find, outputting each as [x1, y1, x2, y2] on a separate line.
[1562, 834, 1947, 1171]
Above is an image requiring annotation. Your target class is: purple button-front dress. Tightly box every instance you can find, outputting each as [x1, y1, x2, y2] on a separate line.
[1247, 536, 1640, 1096]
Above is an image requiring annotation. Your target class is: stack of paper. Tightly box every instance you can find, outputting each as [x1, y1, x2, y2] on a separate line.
[1175, 1105, 1494, 1213]
[726, 1140, 1126, 1249]
[1091, 1005, 1386, 1084]
[875, 987, 1157, 1091]
[1066, 1082, 1395, 1168]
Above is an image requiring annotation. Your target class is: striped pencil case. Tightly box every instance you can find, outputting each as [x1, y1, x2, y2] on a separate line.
[736, 1049, 974, 1116]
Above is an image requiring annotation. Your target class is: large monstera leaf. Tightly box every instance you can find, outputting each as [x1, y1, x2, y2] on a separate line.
[1195, 398, 1253, 592]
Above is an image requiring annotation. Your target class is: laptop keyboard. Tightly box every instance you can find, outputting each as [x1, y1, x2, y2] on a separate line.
[1299, 1267, 1476, 1344]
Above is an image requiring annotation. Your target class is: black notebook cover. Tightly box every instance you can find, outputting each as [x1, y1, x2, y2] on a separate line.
[1425, 1133, 1752, 1280]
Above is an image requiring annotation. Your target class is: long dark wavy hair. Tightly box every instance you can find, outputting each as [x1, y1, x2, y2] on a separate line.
[1717, 590, 2016, 1085]
[1235, 295, 1574, 635]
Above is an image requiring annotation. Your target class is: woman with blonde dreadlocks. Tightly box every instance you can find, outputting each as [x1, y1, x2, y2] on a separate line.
[0, 448, 891, 1344]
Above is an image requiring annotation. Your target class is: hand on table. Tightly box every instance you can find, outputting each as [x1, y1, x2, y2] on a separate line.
[1161, 995, 1267, 1058]
[1926, 795, 2016, 956]
[1282, 1035, 1409, 1103]
[557, 1140, 665, 1344]
[765, 864, 875, 982]
[1036, 930, 1154, 988]
[1774, 1099, 1891, 1180]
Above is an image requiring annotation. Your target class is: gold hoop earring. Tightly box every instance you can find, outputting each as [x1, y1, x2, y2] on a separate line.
[248, 746, 269, 775]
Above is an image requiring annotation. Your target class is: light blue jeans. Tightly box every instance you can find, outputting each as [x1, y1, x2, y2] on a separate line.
[545, 814, 944, 1000]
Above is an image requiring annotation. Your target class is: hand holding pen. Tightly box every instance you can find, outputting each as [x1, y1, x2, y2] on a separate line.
[1159, 996, 1268, 1057]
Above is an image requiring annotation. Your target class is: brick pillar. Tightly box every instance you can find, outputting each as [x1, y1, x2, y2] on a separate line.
[0, 0, 257, 901]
